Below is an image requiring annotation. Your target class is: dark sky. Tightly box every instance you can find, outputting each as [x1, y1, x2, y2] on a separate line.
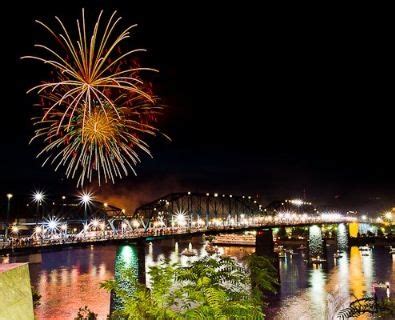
[1, 1, 393, 212]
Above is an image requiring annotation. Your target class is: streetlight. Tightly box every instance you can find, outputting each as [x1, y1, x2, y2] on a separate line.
[79, 191, 93, 224]
[5, 193, 13, 240]
[33, 191, 45, 224]
[11, 225, 19, 236]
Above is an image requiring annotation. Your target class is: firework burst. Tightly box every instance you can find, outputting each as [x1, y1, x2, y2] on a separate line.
[24, 10, 168, 186]
[32, 100, 163, 186]
[22, 9, 157, 131]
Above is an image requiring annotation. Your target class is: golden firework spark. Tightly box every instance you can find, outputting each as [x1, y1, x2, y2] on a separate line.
[22, 9, 157, 132]
[31, 100, 164, 186]
[24, 10, 169, 186]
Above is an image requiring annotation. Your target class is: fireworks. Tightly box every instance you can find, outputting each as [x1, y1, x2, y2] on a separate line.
[22, 9, 157, 130]
[24, 10, 167, 186]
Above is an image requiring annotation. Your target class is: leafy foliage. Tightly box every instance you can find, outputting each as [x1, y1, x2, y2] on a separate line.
[74, 306, 98, 320]
[31, 285, 41, 308]
[337, 296, 395, 319]
[99, 254, 278, 320]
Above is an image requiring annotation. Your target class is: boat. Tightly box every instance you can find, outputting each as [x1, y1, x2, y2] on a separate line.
[212, 234, 256, 246]
[288, 249, 298, 255]
[389, 247, 395, 254]
[181, 243, 197, 257]
[297, 244, 307, 250]
[311, 255, 327, 264]
[359, 245, 371, 251]
[205, 244, 219, 254]
[333, 252, 343, 259]
[274, 245, 283, 253]
[278, 251, 286, 258]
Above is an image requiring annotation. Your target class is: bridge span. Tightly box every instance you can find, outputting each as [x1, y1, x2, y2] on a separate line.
[2, 191, 376, 251]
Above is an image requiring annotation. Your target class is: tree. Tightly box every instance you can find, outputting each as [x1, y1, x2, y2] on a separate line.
[74, 306, 98, 320]
[338, 296, 395, 319]
[100, 254, 278, 319]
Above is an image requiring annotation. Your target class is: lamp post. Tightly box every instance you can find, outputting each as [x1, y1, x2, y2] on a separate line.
[33, 191, 44, 225]
[79, 192, 93, 225]
[5, 193, 13, 240]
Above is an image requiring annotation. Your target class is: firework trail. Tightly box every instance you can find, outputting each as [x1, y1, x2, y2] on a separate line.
[23, 10, 168, 186]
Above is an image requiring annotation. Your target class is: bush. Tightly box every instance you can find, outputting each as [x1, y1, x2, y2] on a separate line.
[100, 254, 278, 319]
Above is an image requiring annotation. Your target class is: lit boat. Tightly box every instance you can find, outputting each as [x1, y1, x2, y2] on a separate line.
[389, 247, 395, 254]
[287, 249, 298, 255]
[212, 234, 256, 246]
[311, 255, 327, 264]
[278, 251, 286, 258]
[205, 244, 219, 254]
[333, 252, 343, 259]
[181, 243, 197, 257]
[274, 245, 283, 253]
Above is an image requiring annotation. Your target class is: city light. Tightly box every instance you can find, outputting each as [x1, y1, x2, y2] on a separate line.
[79, 191, 93, 206]
[33, 191, 45, 203]
[132, 220, 140, 228]
[6, 193, 13, 200]
[361, 215, 367, 221]
[91, 219, 100, 228]
[175, 210, 187, 227]
[289, 199, 304, 206]
[384, 212, 392, 220]
[321, 212, 342, 221]
[45, 217, 60, 232]
[11, 226, 19, 234]
[35, 226, 42, 234]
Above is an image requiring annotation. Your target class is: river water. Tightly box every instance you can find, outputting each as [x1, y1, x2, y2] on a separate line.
[3, 235, 394, 320]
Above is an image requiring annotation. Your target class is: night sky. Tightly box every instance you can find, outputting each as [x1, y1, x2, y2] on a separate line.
[1, 1, 393, 213]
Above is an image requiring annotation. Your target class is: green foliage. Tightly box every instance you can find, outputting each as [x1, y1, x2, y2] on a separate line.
[338, 296, 395, 319]
[31, 285, 41, 308]
[276, 227, 287, 239]
[244, 254, 278, 302]
[100, 254, 278, 320]
[74, 306, 98, 320]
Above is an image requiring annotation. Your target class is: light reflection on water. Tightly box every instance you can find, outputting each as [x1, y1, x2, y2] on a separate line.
[4, 236, 394, 320]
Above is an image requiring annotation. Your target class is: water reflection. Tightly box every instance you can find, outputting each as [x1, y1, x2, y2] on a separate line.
[308, 225, 323, 257]
[9, 247, 117, 319]
[337, 223, 348, 252]
[3, 236, 394, 320]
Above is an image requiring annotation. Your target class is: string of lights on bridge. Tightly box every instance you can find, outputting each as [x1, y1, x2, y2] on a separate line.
[2, 191, 393, 242]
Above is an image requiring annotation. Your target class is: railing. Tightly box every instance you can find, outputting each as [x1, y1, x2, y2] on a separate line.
[0, 217, 356, 251]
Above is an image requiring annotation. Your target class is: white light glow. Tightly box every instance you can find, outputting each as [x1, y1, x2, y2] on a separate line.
[289, 199, 304, 206]
[33, 191, 45, 203]
[79, 191, 93, 205]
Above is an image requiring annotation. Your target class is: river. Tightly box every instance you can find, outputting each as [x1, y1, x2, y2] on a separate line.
[2, 235, 394, 319]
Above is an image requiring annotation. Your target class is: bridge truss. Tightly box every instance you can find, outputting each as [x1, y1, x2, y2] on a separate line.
[133, 192, 266, 230]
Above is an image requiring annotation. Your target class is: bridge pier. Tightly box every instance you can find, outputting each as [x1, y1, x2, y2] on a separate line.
[255, 228, 280, 281]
